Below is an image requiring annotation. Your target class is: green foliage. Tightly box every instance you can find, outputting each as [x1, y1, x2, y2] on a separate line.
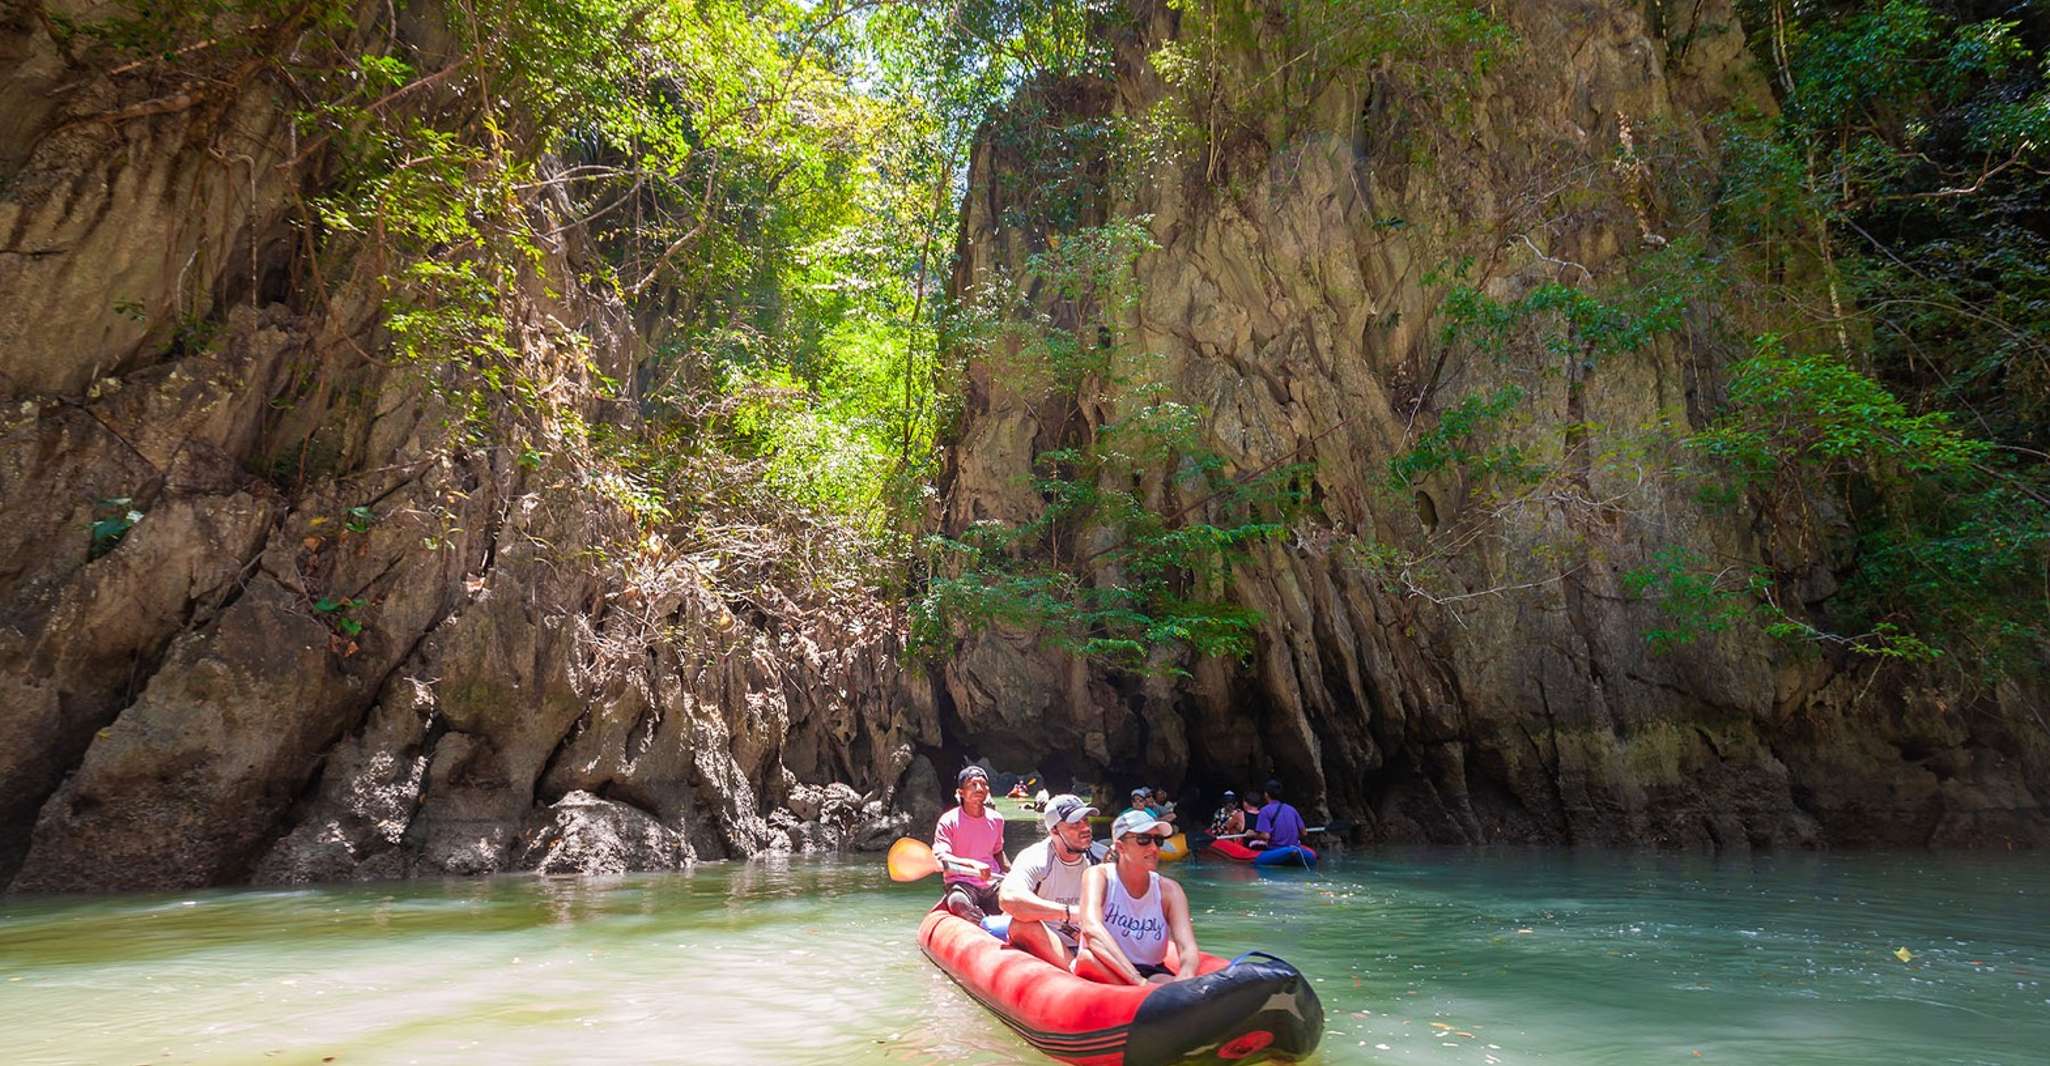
[722, 316, 927, 521]
[1621, 546, 1763, 654]
[1725, 0, 2050, 445]
[915, 220, 1305, 670]
[1680, 335, 2047, 675]
[91, 0, 985, 553]
[88, 499, 144, 561]
[913, 397, 1303, 671]
[1144, 0, 1514, 170]
[1386, 385, 1540, 489]
[1674, 0, 2050, 680]
[1388, 245, 1704, 489]
[1690, 336, 1992, 485]
[872, 0, 1121, 88]
[947, 217, 1157, 398]
[1623, 546, 1942, 662]
[1433, 240, 1709, 360]
[312, 595, 366, 637]
[1439, 277, 1692, 361]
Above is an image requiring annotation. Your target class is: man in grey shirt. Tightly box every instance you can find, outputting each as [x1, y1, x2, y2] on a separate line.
[999, 793, 1107, 968]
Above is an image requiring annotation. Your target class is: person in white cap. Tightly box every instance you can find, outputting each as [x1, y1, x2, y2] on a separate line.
[1072, 808, 1200, 985]
[998, 794, 1108, 967]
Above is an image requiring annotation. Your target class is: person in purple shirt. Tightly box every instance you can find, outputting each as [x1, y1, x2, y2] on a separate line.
[1250, 777, 1307, 850]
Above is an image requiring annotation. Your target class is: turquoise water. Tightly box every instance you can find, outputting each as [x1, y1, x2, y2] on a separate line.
[2, 848, 2046, 1064]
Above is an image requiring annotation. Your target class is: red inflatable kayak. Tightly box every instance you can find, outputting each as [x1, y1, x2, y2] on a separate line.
[917, 907, 1322, 1065]
[1201, 839, 1317, 866]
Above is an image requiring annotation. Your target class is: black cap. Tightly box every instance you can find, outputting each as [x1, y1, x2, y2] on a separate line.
[958, 765, 990, 786]
[1264, 778, 1282, 794]
[1221, 790, 1237, 800]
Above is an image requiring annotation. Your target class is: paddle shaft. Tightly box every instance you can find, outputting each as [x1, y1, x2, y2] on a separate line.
[1210, 826, 1327, 842]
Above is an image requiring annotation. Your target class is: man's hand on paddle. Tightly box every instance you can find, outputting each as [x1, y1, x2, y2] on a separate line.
[942, 855, 992, 879]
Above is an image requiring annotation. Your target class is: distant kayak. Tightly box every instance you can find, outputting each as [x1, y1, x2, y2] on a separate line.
[917, 906, 1323, 1065]
[1156, 832, 1190, 863]
[1203, 839, 1318, 867]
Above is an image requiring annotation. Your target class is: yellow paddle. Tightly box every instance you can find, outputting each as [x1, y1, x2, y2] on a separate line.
[886, 837, 982, 882]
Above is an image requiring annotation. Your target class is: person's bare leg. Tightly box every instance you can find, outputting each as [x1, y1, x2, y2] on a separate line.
[1070, 946, 1136, 985]
[1007, 918, 1071, 969]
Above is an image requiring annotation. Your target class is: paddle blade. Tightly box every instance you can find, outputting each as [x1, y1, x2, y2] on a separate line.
[887, 837, 942, 882]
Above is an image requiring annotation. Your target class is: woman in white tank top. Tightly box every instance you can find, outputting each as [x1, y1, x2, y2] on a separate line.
[1074, 809, 1201, 985]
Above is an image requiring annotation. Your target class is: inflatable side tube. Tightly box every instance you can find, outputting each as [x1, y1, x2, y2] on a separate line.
[1251, 845, 1318, 868]
[1123, 954, 1324, 1065]
[1205, 839, 1260, 863]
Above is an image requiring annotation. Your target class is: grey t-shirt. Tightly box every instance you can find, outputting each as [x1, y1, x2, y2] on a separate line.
[1002, 836, 1108, 945]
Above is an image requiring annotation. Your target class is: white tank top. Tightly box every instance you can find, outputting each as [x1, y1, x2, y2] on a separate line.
[1100, 870, 1168, 966]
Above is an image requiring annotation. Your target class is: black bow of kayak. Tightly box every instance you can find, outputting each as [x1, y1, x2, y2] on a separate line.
[1122, 953, 1323, 1065]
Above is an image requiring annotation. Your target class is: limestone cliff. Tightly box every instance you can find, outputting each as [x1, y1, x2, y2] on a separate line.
[0, 2, 931, 893]
[929, 0, 2049, 848]
[5, 0, 2044, 899]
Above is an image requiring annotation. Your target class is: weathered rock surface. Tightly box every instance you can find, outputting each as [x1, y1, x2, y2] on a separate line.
[0, 8, 929, 893]
[514, 791, 695, 875]
[930, 0, 2049, 848]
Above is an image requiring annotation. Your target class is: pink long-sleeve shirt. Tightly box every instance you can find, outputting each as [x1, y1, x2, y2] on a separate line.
[933, 805, 1005, 887]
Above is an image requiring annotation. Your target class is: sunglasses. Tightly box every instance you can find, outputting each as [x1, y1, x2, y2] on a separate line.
[1123, 834, 1170, 847]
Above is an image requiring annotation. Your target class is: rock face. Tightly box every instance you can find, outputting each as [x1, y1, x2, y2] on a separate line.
[0, 7, 931, 893]
[930, 0, 2049, 848]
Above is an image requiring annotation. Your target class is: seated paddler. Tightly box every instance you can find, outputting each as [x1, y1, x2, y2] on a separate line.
[998, 793, 1107, 967]
[934, 764, 1008, 921]
[1250, 777, 1307, 850]
[1209, 789, 1244, 837]
[1072, 809, 1200, 986]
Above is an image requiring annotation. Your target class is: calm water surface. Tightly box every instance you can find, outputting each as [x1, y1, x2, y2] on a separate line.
[2, 848, 2046, 1065]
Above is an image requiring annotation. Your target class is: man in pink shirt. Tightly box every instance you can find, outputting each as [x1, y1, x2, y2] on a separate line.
[934, 765, 1008, 921]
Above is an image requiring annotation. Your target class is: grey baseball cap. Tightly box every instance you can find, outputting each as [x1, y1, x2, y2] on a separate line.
[1042, 794, 1097, 830]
